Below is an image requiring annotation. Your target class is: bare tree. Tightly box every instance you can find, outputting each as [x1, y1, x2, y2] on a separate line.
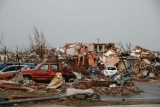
[0, 33, 6, 55]
[28, 27, 48, 59]
[117, 42, 126, 51]
[125, 42, 132, 52]
[0, 33, 4, 44]
[117, 42, 132, 53]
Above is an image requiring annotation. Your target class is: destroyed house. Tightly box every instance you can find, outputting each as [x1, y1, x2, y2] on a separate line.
[130, 45, 153, 61]
[65, 43, 79, 56]
[118, 56, 138, 71]
[152, 52, 160, 62]
[64, 43, 115, 55]
[89, 43, 115, 53]
[104, 48, 120, 57]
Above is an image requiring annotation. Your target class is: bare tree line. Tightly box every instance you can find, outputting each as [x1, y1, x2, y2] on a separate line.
[28, 26, 48, 58]
[117, 42, 132, 52]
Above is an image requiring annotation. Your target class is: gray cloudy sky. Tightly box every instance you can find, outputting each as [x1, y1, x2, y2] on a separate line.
[0, 0, 160, 51]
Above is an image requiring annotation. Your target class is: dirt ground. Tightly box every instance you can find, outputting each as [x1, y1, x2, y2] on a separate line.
[1, 97, 160, 107]
[1, 79, 160, 106]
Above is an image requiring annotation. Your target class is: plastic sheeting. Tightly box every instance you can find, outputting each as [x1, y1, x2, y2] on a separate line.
[46, 72, 63, 89]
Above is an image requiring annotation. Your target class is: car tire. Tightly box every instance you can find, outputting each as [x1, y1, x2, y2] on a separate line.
[62, 76, 68, 83]
[23, 76, 31, 83]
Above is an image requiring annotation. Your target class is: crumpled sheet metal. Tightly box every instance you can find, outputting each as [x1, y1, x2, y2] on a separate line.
[108, 71, 132, 86]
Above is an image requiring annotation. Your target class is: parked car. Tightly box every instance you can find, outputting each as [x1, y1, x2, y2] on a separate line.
[0, 62, 6, 70]
[102, 66, 118, 77]
[5, 62, 20, 66]
[21, 62, 76, 83]
[0, 62, 22, 70]
[21, 62, 37, 69]
[0, 65, 29, 80]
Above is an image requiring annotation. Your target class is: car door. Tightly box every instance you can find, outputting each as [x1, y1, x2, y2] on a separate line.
[0, 66, 17, 80]
[34, 64, 51, 80]
[49, 64, 58, 78]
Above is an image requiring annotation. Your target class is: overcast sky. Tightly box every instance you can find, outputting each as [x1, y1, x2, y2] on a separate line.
[0, 0, 160, 51]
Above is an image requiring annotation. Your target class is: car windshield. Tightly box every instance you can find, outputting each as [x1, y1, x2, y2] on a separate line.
[1, 65, 26, 72]
[107, 67, 116, 70]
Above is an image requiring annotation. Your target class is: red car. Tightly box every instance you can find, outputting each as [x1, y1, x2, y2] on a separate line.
[21, 63, 76, 82]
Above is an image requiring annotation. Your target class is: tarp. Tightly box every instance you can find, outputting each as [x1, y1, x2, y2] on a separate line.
[46, 72, 63, 89]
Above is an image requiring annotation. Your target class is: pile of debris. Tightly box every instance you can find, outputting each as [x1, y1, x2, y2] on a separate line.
[60, 73, 143, 96]
[133, 59, 160, 80]
[60, 81, 143, 96]
[92, 81, 143, 96]
[0, 80, 43, 92]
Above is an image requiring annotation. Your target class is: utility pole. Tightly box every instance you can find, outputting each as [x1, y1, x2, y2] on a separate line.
[97, 38, 100, 44]
[4, 46, 6, 56]
[120, 53, 127, 72]
[139, 48, 142, 73]
[40, 44, 43, 59]
[4, 45, 7, 63]
[56, 55, 59, 72]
